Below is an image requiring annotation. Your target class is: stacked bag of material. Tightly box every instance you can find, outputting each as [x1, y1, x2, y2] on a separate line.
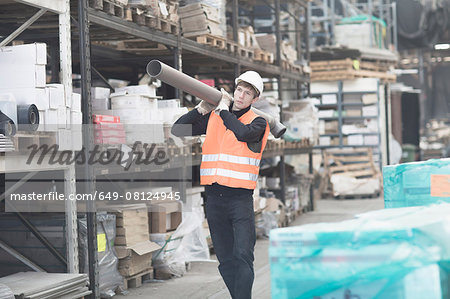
[270, 203, 450, 299]
[383, 158, 450, 208]
[179, 2, 223, 37]
[0, 272, 90, 298]
[282, 99, 319, 144]
[79, 214, 124, 297]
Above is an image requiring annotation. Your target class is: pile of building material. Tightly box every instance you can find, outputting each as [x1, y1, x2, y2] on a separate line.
[282, 99, 319, 145]
[255, 34, 301, 71]
[229, 26, 273, 63]
[321, 147, 381, 198]
[0, 272, 90, 298]
[100, 204, 161, 289]
[92, 0, 179, 34]
[270, 203, 450, 298]
[383, 158, 450, 208]
[420, 119, 450, 160]
[0, 43, 83, 152]
[79, 214, 124, 297]
[179, 3, 223, 37]
[310, 46, 397, 82]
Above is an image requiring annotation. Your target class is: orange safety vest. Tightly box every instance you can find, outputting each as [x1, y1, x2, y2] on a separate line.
[200, 109, 270, 189]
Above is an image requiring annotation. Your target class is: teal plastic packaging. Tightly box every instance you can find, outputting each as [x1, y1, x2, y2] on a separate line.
[270, 204, 450, 299]
[383, 158, 450, 208]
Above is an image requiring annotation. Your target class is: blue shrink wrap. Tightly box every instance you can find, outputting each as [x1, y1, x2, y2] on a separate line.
[270, 204, 450, 299]
[383, 158, 450, 208]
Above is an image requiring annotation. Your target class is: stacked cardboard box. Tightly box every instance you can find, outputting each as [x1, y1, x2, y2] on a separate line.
[0, 43, 83, 150]
[93, 114, 125, 144]
[149, 201, 182, 233]
[110, 85, 164, 144]
[100, 204, 161, 278]
[179, 3, 223, 37]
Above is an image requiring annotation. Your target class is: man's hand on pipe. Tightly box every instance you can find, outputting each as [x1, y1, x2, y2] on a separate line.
[214, 88, 232, 115]
[195, 100, 217, 115]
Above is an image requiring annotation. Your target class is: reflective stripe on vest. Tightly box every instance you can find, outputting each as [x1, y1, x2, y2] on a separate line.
[200, 109, 270, 189]
[202, 153, 260, 167]
[200, 168, 258, 182]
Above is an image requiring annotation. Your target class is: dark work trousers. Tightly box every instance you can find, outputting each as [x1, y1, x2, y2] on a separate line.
[206, 193, 256, 299]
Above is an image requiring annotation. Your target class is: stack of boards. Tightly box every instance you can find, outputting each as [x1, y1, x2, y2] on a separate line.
[0, 272, 90, 299]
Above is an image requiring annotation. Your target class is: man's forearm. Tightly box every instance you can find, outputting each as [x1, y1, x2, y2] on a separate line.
[171, 109, 210, 136]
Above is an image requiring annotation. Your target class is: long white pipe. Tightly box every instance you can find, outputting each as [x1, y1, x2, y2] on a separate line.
[146, 60, 286, 138]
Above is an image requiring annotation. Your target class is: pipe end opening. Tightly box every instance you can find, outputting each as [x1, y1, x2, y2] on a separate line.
[147, 60, 162, 77]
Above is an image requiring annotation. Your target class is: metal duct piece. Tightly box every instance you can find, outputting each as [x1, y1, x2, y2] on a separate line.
[0, 110, 16, 136]
[17, 104, 39, 131]
[146, 60, 286, 138]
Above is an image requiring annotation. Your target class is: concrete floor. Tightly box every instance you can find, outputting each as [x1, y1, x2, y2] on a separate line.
[117, 197, 384, 299]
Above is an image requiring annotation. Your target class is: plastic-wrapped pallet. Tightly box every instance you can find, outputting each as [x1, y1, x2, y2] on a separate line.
[269, 203, 450, 299]
[0, 283, 14, 299]
[383, 158, 450, 208]
[79, 214, 124, 297]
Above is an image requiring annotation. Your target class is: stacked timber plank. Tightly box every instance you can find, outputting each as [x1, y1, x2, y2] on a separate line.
[0, 272, 90, 298]
[179, 3, 223, 38]
[321, 148, 382, 198]
[310, 46, 397, 82]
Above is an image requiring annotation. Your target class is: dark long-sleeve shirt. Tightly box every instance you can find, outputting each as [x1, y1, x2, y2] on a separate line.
[171, 103, 267, 197]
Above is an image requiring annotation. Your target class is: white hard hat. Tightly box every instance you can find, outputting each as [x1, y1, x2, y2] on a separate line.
[235, 71, 263, 96]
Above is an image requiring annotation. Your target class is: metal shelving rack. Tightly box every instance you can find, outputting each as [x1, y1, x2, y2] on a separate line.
[1, 0, 312, 297]
[0, 0, 78, 275]
[312, 79, 384, 166]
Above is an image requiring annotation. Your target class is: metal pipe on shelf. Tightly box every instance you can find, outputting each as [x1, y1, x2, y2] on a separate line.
[146, 60, 286, 138]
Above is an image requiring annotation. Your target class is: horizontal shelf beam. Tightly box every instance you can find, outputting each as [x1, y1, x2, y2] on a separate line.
[87, 8, 178, 47]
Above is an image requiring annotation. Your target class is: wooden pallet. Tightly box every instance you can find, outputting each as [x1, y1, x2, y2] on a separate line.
[311, 69, 396, 82]
[281, 60, 302, 73]
[311, 58, 392, 72]
[322, 148, 382, 198]
[284, 139, 312, 149]
[311, 58, 396, 82]
[111, 39, 169, 54]
[159, 18, 179, 35]
[239, 47, 254, 60]
[189, 34, 226, 50]
[129, 8, 159, 29]
[335, 192, 381, 200]
[122, 268, 154, 290]
[226, 40, 239, 54]
[167, 145, 191, 157]
[265, 139, 285, 151]
[10, 132, 57, 152]
[254, 49, 274, 64]
[89, 0, 125, 18]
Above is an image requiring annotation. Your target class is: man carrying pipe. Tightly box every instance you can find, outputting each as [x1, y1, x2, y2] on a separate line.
[171, 71, 269, 299]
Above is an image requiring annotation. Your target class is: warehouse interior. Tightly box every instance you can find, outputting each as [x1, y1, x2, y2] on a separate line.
[0, 0, 449, 298]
